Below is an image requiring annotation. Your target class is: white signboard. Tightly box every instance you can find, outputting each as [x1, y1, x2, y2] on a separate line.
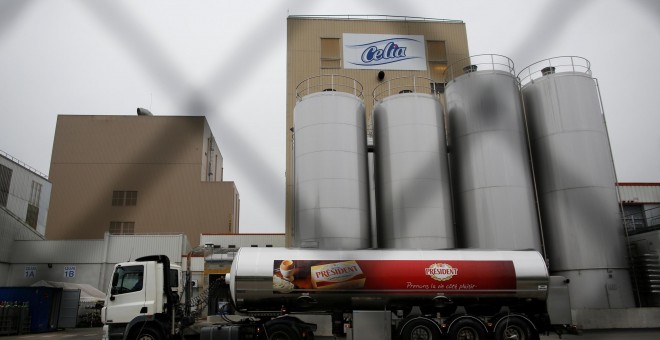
[24, 265, 37, 278]
[343, 33, 427, 70]
[64, 265, 76, 278]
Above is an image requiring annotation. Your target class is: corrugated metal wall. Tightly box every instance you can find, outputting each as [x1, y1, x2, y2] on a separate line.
[619, 184, 660, 203]
[9, 240, 104, 264]
[0, 233, 189, 290]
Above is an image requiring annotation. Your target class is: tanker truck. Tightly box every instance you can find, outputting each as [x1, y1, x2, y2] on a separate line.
[102, 248, 572, 340]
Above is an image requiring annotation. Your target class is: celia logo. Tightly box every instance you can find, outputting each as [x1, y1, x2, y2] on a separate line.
[361, 41, 407, 64]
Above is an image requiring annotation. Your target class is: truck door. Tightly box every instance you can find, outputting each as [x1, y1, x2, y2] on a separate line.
[105, 264, 147, 324]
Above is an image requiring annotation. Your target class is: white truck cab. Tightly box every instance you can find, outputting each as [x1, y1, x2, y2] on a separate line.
[102, 255, 181, 340]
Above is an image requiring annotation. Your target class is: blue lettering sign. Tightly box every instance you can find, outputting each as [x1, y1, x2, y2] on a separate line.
[361, 42, 407, 64]
[346, 37, 422, 67]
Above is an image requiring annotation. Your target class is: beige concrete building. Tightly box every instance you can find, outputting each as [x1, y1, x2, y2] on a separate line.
[47, 115, 240, 246]
[285, 16, 470, 242]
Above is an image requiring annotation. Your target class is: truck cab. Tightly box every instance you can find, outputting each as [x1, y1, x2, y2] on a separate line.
[102, 255, 181, 340]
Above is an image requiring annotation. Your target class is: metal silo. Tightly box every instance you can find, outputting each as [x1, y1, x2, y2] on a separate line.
[372, 76, 454, 249]
[293, 75, 370, 249]
[519, 56, 634, 308]
[445, 55, 542, 251]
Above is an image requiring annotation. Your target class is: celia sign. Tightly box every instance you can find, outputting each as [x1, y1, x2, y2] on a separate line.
[343, 34, 427, 70]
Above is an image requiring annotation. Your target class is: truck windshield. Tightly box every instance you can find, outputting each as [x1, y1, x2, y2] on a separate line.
[112, 265, 144, 295]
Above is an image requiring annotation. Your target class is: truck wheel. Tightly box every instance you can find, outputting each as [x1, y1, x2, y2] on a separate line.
[133, 325, 161, 340]
[267, 324, 302, 340]
[400, 317, 441, 340]
[448, 318, 487, 340]
[494, 317, 535, 340]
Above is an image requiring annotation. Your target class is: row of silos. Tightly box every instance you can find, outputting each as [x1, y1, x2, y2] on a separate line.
[291, 56, 634, 309]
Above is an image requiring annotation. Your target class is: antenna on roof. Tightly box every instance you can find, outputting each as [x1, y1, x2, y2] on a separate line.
[137, 107, 153, 116]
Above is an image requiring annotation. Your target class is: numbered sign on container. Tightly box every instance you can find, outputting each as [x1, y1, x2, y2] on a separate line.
[24, 265, 37, 278]
[64, 265, 76, 278]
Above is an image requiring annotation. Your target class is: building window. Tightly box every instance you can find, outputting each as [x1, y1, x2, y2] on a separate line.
[427, 40, 448, 81]
[431, 82, 445, 94]
[125, 191, 138, 206]
[110, 221, 135, 235]
[112, 191, 138, 206]
[321, 38, 341, 69]
[0, 164, 12, 207]
[228, 245, 236, 248]
[26, 204, 38, 228]
[26, 180, 41, 227]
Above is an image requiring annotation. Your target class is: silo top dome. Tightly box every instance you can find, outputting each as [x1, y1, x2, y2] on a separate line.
[372, 75, 440, 103]
[296, 74, 364, 101]
[444, 54, 515, 83]
[518, 56, 591, 87]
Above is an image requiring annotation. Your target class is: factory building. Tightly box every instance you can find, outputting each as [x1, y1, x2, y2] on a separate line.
[285, 16, 470, 244]
[46, 115, 240, 246]
[0, 150, 51, 237]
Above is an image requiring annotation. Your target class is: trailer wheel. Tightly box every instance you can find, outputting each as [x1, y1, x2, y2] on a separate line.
[448, 318, 487, 340]
[494, 317, 535, 340]
[267, 324, 302, 340]
[400, 317, 441, 340]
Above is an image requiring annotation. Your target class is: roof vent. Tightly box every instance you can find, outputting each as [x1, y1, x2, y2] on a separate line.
[463, 65, 478, 74]
[137, 108, 153, 116]
[541, 66, 556, 76]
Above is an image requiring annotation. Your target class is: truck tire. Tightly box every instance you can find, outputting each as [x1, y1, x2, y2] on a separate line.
[494, 317, 535, 340]
[447, 318, 487, 340]
[267, 324, 302, 340]
[400, 317, 441, 340]
[132, 325, 161, 340]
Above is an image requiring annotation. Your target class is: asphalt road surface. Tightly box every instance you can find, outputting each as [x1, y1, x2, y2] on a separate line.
[2, 327, 660, 339]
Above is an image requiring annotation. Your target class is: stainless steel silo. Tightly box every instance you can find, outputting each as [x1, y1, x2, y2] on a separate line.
[445, 55, 542, 251]
[372, 76, 454, 249]
[293, 75, 370, 249]
[519, 56, 634, 308]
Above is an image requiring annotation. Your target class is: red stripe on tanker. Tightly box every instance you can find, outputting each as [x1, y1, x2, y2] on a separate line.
[273, 259, 516, 293]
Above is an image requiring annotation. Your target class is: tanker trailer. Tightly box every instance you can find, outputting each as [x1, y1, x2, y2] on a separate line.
[222, 247, 572, 340]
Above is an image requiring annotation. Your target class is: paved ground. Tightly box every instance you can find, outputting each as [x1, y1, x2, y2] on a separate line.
[541, 328, 660, 340]
[0, 327, 102, 339]
[1, 327, 660, 339]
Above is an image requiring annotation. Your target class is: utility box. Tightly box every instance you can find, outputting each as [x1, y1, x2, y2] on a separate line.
[547, 276, 572, 325]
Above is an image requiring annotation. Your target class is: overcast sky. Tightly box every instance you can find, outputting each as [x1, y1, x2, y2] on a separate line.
[1, 0, 659, 233]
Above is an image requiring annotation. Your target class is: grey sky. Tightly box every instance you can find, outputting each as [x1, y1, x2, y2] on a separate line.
[1, 0, 658, 233]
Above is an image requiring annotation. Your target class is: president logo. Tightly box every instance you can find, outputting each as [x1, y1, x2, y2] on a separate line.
[425, 263, 458, 282]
